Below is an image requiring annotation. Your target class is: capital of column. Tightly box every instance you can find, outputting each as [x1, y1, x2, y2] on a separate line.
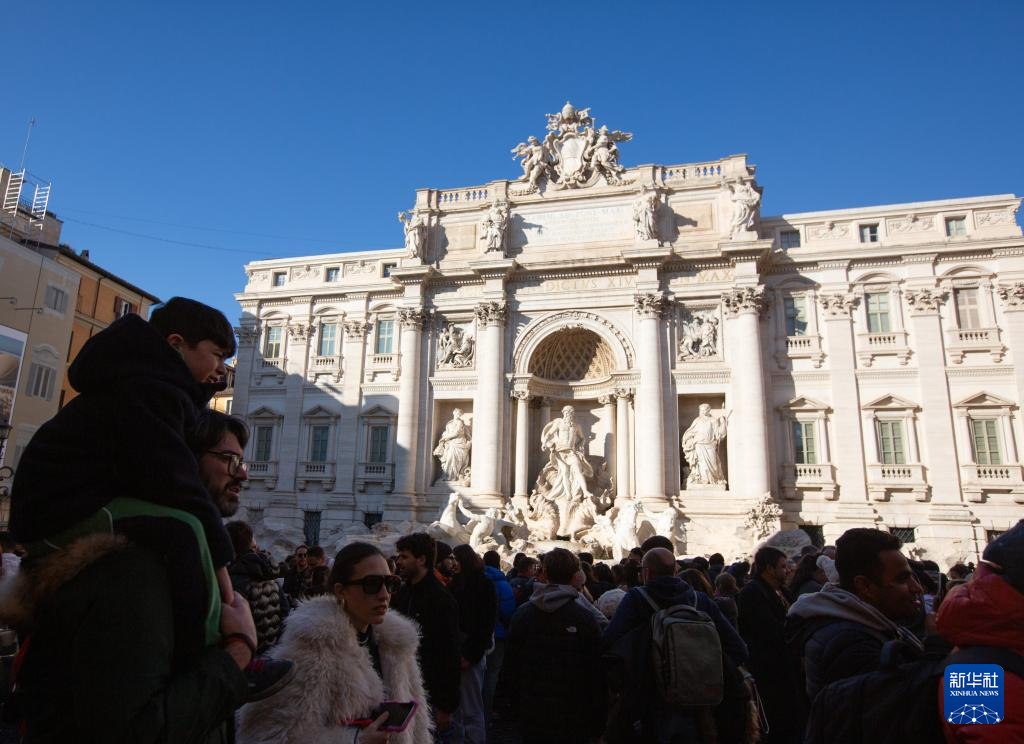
[234, 325, 259, 346]
[997, 282, 1024, 312]
[614, 387, 634, 401]
[598, 394, 615, 406]
[397, 307, 428, 331]
[633, 292, 666, 319]
[818, 292, 859, 319]
[904, 288, 948, 316]
[511, 390, 531, 401]
[342, 319, 369, 340]
[721, 286, 767, 317]
[287, 322, 312, 341]
[474, 300, 507, 326]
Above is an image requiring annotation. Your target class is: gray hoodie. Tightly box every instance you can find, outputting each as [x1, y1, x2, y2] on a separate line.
[787, 583, 923, 651]
[529, 581, 609, 630]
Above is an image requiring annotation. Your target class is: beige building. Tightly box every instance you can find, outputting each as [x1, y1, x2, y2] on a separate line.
[40, 246, 160, 406]
[232, 104, 1023, 564]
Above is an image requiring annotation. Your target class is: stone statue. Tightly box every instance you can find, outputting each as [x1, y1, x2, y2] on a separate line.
[650, 504, 684, 551]
[458, 502, 515, 551]
[433, 409, 471, 484]
[585, 125, 632, 185]
[632, 186, 661, 242]
[512, 103, 633, 190]
[681, 404, 730, 487]
[398, 210, 426, 259]
[428, 493, 471, 544]
[480, 198, 510, 255]
[538, 405, 594, 504]
[437, 323, 475, 369]
[678, 313, 719, 360]
[728, 180, 761, 237]
[606, 498, 644, 559]
[511, 134, 556, 191]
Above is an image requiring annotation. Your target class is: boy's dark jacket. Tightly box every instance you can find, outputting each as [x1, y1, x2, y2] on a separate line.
[10, 313, 233, 568]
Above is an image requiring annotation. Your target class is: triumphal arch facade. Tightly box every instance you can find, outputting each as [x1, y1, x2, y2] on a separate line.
[232, 102, 1024, 564]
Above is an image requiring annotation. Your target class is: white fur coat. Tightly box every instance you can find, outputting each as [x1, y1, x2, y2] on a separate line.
[238, 596, 433, 744]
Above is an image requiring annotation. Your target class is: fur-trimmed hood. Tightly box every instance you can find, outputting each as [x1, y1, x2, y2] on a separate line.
[239, 595, 433, 744]
[0, 534, 125, 631]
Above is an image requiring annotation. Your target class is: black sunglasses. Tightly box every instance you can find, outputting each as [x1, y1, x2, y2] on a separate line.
[342, 574, 402, 595]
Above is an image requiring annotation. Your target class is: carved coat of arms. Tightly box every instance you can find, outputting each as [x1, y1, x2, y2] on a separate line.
[511, 101, 633, 193]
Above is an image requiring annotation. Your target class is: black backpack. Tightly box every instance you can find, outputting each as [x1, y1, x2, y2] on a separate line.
[805, 642, 1024, 744]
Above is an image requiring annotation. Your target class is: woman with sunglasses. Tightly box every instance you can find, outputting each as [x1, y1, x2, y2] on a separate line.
[239, 542, 432, 744]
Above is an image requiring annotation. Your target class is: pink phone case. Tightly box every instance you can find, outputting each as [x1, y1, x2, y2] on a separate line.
[380, 701, 418, 733]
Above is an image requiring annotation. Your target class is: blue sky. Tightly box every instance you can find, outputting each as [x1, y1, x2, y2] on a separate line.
[3, 1, 1022, 325]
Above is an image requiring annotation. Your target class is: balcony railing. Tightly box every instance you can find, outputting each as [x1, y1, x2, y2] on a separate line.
[856, 330, 911, 367]
[960, 462, 1024, 503]
[867, 462, 928, 501]
[945, 326, 1005, 364]
[779, 462, 837, 499]
[298, 461, 336, 490]
[355, 461, 395, 492]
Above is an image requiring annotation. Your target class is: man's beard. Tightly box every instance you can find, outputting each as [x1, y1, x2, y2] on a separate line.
[215, 480, 243, 517]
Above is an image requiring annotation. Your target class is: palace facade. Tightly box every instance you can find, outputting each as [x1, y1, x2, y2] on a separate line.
[232, 104, 1023, 564]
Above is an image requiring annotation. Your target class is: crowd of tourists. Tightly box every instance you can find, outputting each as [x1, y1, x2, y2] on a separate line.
[0, 296, 1020, 743]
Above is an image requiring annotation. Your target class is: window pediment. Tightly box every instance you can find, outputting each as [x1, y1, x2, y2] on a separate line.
[952, 392, 1016, 410]
[862, 394, 919, 412]
[248, 405, 283, 420]
[778, 396, 831, 413]
[303, 404, 339, 421]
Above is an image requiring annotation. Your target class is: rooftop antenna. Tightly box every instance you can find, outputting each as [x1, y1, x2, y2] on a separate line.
[19, 118, 35, 171]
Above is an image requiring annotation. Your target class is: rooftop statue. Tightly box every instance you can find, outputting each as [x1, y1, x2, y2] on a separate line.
[511, 102, 633, 193]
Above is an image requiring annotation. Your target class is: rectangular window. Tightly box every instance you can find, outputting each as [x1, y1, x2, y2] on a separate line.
[780, 230, 801, 249]
[859, 224, 879, 243]
[114, 298, 135, 318]
[317, 323, 337, 357]
[272, 272, 287, 287]
[986, 529, 1006, 544]
[382, 263, 397, 278]
[946, 217, 967, 238]
[264, 326, 283, 358]
[954, 288, 981, 329]
[254, 425, 273, 461]
[970, 418, 1002, 465]
[309, 424, 330, 462]
[45, 286, 67, 313]
[375, 320, 395, 354]
[876, 420, 906, 465]
[890, 527, 916, 544]
[793, 421, 818, 464]
[26, 363, 56, 400]
[784, 296, 808, 337]
[368, 425, 389, 463]
[865, 292, 891, 333]
[303, 511, 322, 547]
[325, 267, 340, 282]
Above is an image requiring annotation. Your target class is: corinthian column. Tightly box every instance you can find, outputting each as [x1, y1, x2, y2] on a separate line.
[614, 388, 633, 499]
[470, 301, 507, 507]
[633, 293, 667, 506]
[393, 307, 426, 497]
[512, 391, 531, 499]
[722, 287, 770, 497]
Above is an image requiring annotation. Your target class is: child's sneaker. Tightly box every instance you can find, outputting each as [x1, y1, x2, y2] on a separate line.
[245, 656, 296, 701]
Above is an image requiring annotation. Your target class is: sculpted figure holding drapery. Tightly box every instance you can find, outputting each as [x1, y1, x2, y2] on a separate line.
[681, 404, 730, 487]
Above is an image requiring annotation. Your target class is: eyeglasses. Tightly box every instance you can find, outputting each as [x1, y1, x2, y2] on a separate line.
[205, 450, 247, 476]
[342, 574, 403, 595]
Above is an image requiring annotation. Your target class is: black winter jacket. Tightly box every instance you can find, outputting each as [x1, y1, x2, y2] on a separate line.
[10, 314, 232, 568]
[392, 572, 462, 714]
[737, 577, 804, 737]
[228, 551, 288, 653]
[448, 571, 497, 665]
[505, 584, 606, 743]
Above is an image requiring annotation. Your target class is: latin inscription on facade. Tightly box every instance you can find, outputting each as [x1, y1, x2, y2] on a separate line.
[516, 274, 637, 295]
[512, 205, 633, 248]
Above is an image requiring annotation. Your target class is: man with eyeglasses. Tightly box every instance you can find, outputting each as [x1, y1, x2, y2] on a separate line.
[190, 413, 249, 519]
